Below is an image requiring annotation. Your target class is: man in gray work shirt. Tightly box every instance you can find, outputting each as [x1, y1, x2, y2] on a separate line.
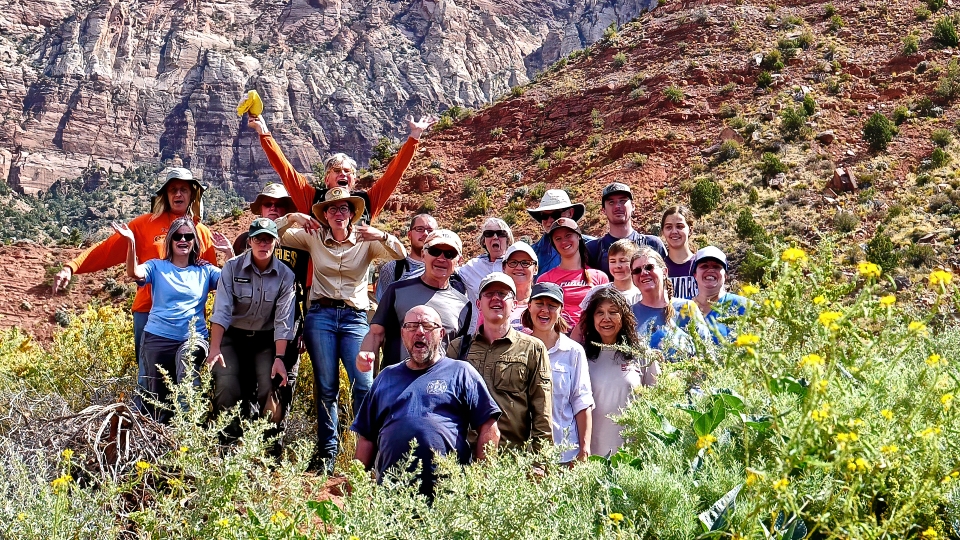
[207, 218, 297, 442]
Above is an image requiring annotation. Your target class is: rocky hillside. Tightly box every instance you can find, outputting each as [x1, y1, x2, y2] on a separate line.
[0, 0, 653, 198]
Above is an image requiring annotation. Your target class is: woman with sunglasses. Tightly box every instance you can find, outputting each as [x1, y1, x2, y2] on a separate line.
[114, 216, 232, 423]
[276, 187, 405, 474]
[523, 283, 594, 463]
[536, 218, 608, 331]
[660, 205, 698, 300]
[458, 218, 514, 329]
[630, 247, 710, 356]
[578, 287, 659, 457]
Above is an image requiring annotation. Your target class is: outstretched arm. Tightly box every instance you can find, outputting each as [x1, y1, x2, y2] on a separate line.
[111, 222, 147, 280]
[249, 114, 315, 214]
[365, 115, 438, 219]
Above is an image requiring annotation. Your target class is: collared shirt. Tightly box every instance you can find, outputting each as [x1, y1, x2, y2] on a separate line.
[276, 217, 405, 311]
[210, 251, 297, 342]
[547, 334, 594, 462]
[447, 327, 553, 448]
[457, 255, 504, 333]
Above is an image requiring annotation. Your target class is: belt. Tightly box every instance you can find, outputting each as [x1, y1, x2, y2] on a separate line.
[226, 327, 273, 338]
[312, 297, 353, 309]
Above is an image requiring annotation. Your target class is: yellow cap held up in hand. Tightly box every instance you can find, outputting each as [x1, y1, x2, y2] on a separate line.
[236, 90, 264, 117]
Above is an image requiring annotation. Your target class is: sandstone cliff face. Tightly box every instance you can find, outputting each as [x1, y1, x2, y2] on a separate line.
[0, 0, 653, 198]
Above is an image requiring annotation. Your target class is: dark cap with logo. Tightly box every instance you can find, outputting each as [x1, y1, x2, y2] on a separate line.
[601, 182, 633, 202]
[530, 282, 564, 305]
[248, 217, 279, 239]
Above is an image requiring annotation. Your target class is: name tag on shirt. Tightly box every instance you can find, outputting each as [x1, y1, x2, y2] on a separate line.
[234, 277, 251, 283]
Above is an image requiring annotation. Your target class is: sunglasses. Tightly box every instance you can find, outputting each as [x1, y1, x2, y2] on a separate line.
[506, 260, 536, 269]
[482, 230, 509, 238]
[480, 290, 514, 300]
[426, 246, 458, 259]
[170, 232, 195, 242]
[539, 210, 565, 222]
[631, 263, 657, 275]
[261, 201, 286, 209]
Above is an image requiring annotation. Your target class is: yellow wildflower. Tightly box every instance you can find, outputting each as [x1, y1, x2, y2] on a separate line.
[179, 446, 189, 454]
[746, 471, 760, 486]
[17, 512, 25, 521]
[929, 269, 953, 287]
[813, 295, 827, 305]
[696, 434, 717, 449]
[135, 461, 151, 473]
[217, 518, 230, 527]
[847, 418, 865, 428]
[818, 311, 843, 330]
[51, 474, 73, 493]
[881, 445, 899, 454]
[921, 527, 938, 538]
[741, 284, 760, 297]
[270, 510, 288, 524]
[846, 457, 869, 472]
[836, 432, 859, 443]
[349, 536, 361, 540]
[942, 394, 954, 409]
[810, 402, 831, 422]
[908, 321, 929, 337]
[880, 409, 894, 420]
[857, 261, 882, 279]
[799, 353, 825, 368]
[61, 448, 74, 461]
[609, 513, 624, 524]
[814, 380, 828, 393]
[879, 294, 896, 306]
[919, 426, 942, 438]
[781, 248, 808, 264]
[942, 472, 960, 483]
[772, 478, 790, 490]
[926, 354, 943, 367]
[735, 334, 760, 347]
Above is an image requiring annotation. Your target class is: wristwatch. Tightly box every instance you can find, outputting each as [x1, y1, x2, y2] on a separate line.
[274, 354, 285, 361]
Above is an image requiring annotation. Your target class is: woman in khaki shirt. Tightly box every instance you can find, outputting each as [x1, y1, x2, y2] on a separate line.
[277, 187, 405, 474]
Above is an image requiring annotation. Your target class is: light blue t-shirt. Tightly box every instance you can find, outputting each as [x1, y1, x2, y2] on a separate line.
[142, 259, 221, 341]
[703, 293, 751, 344]
[632, 298, 710, 343]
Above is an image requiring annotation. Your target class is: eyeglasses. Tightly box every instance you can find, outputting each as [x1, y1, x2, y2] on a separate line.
[328, 167, 355, 175]
[170, 232, 195, 242]
[411, 226, 435, 234]
[401, 322, 443, 332]
[482, 230, 509, 238]
[326, 205, 352, 215]
[506, 260, 536, 269]
[426, 246, 458, 259]
[250, 235, 274, 245]
[480, 290, 515, 300]
[539, 210, 565, 222]
[631, 263, 657, 275]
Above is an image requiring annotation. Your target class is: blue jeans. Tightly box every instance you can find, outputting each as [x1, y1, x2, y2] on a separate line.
[133, 311, 149, 414]
[303, 304, 371, 464]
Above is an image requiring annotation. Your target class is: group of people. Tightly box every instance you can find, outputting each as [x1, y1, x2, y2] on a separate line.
[51, 108, 751, 496]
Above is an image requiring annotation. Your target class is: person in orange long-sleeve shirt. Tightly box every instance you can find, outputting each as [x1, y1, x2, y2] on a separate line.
[51, 168, 233, 409]
[247, 113, 437, 221]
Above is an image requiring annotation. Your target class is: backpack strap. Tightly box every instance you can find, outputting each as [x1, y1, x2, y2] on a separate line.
[393, 257, 409, 282]
[457, 334, 474, 360]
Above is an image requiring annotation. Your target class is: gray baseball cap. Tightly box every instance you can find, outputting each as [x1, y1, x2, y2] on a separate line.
[478, 272, 516, 295]
[601, 182, 632, 202]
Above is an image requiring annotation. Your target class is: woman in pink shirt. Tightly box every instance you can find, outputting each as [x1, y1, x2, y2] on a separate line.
[536, 218, 608, 330]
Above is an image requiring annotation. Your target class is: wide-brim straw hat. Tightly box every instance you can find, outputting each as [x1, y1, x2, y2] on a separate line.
[311, 186, 366, 228]
[526, 189, 585, 221]
[250, 183, 294, 215]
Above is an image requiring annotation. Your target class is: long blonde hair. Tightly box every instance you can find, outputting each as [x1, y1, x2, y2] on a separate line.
[632, 247, 675, 323]
[152, 185, 198, 219]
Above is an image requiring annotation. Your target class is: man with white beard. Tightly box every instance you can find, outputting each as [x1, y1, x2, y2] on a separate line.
[351, 306, 501, 498]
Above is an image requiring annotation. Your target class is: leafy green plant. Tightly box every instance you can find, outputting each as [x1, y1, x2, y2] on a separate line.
[462, 177, 480, 198]
[464, 190, 491, 218]
[892, 105, 911, 125]
[762, 49, 784, 71]
[833, 211, 859, 233]
[802, 93, 816, 115]
[863, 112, 897, 151]
[935, 59, 960, 99]
[664, 85, 685, 103]
[903, 243, 937, 268]
[735, 208, 765, 240]
[531, 145, 546, 160]
[759, 152, 788, 177]
[612, 52, 627, 67]
[928, 0, 946, 13]
[930, 147, 951, 168]
[932, 128, 953, 148]
[716, 140, 742, 163]
[780, 105, 808, 140]
[757, 71, 773, 89]
[829, 14, 844, 32]
[865, 227, 900, 272]
[489, 127, 504, 138]
[916, 5, 932, 20]
[902, 33, 920, 55]
[689, 177, 722, 216]
[934, 16, 959, 47]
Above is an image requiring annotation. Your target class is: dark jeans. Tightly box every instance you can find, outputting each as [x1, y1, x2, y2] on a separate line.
[140, 331, 204, 424]
[303, 304, 371, 468]
[132, 311, 149, 414]
[211, 328, 276, 440]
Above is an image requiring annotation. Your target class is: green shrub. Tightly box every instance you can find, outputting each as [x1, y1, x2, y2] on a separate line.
[718, 102, 738, 119]
[531, 145, 546, 160]
[757, 71, 773, 89]
[759, 152, 788, 177]
[802, 93, 816, 115]
[735, 208, 765, 239]
[748, 186, 760, 204]
[930, 147, 951, 168]
[916, 5, 932, 20]
[664, 85, 684, 103]
[902, 33, 920, 55]
[489, 127, 504, 138]
[833, 211, 859, 233]
[762, 49, 784, 71]
[416, 196, 436, 214]
[464, 190, 491, 218]
[529, 182, 547, 201]
[829, 14, 844, 32]
[716, 140, 741, 162]
[510, 86, 526, 98]
[795, 31, 815, 49]
[462, 177, 480, 198]
[865, 227, 900, 272]
[824, 3, 836, 16]
[689, 177, 722, 216]
[435, 115, 454, 130]
[612, 52, 627, 67]
[591, 108, 604, 129]
[928, 0, 946, 12]
[862, 112, 897, 151]
[903, 243, 937, 268]
[780, 105, 807, 140]
[932, 128, 953, 148]
[933, 17, 959, 47]
[892, 105, 911, 125]
[537, 159, 550, 170]
[935, 59, 960, 99]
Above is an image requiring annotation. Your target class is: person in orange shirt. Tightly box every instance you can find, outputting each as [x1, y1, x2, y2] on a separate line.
[51, 168, 232, 409]
[246, 113, 438, 222]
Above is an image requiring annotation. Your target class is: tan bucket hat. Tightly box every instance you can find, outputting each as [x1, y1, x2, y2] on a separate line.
[311, 186, 366, 227]
[154, 167, 206, 217]
[526, 189, 586, 221]
[250, 183, 295, 216]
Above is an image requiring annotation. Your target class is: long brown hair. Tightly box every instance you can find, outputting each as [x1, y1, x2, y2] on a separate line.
[632, 247, 675, 323]
[550, 229, 594, 286]
[660, 205, 696, 253]
[164, 216, 203, 266]
[579, 287, 642, 360]
[521, 298, 570, 335]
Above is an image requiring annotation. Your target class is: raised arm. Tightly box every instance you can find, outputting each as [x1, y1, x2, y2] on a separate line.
[111, 222, 147, 280]
[356, 323, 386, 373]
[249, 114, 315, 214]
[365, 115, 438, 219]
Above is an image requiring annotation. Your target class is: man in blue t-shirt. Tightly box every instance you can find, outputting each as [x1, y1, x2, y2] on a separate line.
[586, 182, 667, 278]
[351, 305, 501, 497]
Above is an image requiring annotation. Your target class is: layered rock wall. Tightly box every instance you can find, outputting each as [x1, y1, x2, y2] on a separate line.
[0, 0, 653, 197]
